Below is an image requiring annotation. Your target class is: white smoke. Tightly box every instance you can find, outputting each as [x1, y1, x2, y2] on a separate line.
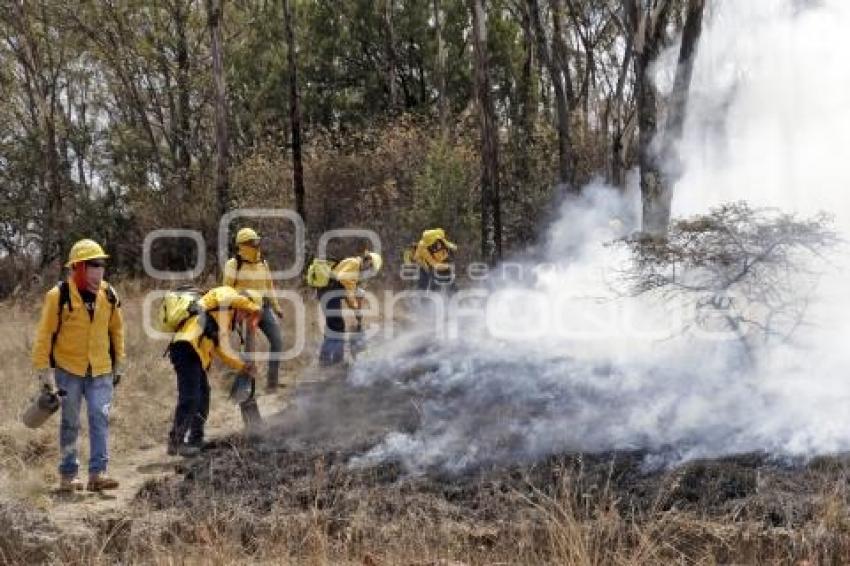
[347, 0, 850, 473]
[675, 0, 850, 223]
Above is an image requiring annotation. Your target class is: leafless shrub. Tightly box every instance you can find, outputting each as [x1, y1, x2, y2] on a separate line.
[616, 202, 840, 356]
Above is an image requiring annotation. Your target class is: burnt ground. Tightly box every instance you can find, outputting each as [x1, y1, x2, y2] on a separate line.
[5, 373, 850, 564]
[129, 375, 850, 563]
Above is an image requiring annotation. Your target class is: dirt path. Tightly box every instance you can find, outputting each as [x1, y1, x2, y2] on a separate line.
[33, 323, 363, 538]
[47, 388, 294, 534]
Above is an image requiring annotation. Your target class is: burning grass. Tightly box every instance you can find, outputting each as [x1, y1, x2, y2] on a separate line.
[3, 281, 850, 564]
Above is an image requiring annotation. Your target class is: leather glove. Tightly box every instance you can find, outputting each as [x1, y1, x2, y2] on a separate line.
[37, 369, 55, 392]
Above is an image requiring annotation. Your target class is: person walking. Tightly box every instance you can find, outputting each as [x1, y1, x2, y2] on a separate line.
[31, 239, 125, 492]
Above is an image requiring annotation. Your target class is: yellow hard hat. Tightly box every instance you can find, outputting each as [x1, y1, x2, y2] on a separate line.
[66, 239, 109, 267]
[366, 252, 383, 274]
[235, 227, 260, 245]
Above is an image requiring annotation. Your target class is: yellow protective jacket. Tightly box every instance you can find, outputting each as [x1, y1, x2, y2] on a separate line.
[222, 246, 283, 313]
[332, 257, 366, 309]
[32, 280, 125, 377]
[413, 229, 456, 272]
[172, 286, 260, 372]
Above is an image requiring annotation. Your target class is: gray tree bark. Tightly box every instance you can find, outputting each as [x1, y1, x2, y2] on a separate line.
[207, 0, 230, 220]
[173, 0, 192, 202]
[284, 0, 306, 225]
[433, 0, 448, 138]
[383, 0, 398, 110]
[626, 0, 706, 237]
[470, 0, 502, 264]
[528, 0, 574, 195]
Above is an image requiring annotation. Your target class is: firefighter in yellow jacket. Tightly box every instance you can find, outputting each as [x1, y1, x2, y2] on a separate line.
[167, 286, 262, 456]
[223, 228, 284, 391]
[413, 228, 457, 291]
[31, 239, 125, 493]
[319, 251, 382, 366]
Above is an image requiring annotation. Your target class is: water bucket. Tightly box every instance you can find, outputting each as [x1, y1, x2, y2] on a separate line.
[22, 389, 63, 429]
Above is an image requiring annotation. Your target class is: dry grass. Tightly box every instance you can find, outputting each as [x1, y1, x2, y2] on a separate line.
[3, 283, 850, 565]
[0, 281, 323, 502]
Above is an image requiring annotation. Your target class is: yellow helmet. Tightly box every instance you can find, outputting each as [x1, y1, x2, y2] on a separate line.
[421, 228, 456, 251]
[66, 239, 109, 267]
[235, 227, 260, 245]
[365, 252, 383, 274]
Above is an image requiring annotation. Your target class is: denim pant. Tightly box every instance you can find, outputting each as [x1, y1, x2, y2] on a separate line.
[319, 290, 346, 366]
[245, 305, 283, 388]
[417, 266, 435, 291]
[168, 341, 210, 446]
[55, 368, 113, 477]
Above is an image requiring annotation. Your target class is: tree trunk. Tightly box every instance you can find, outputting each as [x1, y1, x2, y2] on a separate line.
[10, 2, 64, 267]
[663, 0, 705, 170]
[470, 0, 502, 264]
[518, 1, 537, 154]
[433, 0, 448, 138]
[207, 0, 230, 221]
[528, 0, 573, 195]
[629, 0, 704, 236]
[43, 86, 62, 267]
[635, 39, 666, 236]
[610, 31, 633, 189]
[383, 0, 398, 111]
[554, 0, 575, 104]
[626, 0, 673, 237]
[173, 0, 192, 202]
[283, 0, 306, 225]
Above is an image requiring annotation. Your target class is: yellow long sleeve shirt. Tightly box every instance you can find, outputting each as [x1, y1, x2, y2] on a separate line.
[172, 286, 260, 371]
[32, 280, 125, 376]
[222, 247, 282, 313]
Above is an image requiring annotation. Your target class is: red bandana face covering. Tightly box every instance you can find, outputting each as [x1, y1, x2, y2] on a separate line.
[72, 263, 88, 291]
[72, 263, 102, 293]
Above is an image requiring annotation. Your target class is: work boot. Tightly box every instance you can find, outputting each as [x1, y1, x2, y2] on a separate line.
[168, 442, 200, 458]
[178, 445, 200, 458]
[58, 476, 83, 493]
[87, 473, 119, 492]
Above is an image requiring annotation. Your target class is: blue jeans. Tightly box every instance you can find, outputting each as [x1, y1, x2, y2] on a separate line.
[55, 369, 113, 477]
[245, 305, 283, 388]
[319, 290, 346, 366]
[319, 336, 346, 366]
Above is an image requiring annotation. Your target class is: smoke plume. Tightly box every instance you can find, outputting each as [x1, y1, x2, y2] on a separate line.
[279, 0, 850, 474]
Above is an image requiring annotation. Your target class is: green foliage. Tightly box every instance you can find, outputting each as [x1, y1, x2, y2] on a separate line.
[0, 0, 661, 295]
[407, 138, 480, 255]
